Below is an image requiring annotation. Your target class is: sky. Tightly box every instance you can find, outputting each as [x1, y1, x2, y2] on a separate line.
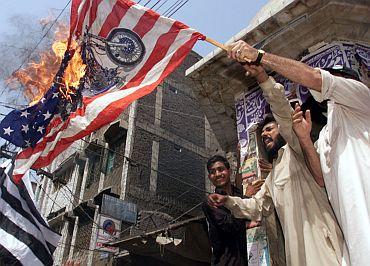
[0, 0, 269, 56]
[0, 0, 269, 111]
[0, 0, 270, 118]
[0, 0, 270, 172]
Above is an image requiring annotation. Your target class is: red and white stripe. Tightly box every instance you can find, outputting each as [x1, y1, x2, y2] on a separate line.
[13, 0, 204, 182]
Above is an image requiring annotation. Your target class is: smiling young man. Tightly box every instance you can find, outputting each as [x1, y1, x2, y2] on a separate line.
[202, 155, 248, 266]
[208, 65, 348, 266]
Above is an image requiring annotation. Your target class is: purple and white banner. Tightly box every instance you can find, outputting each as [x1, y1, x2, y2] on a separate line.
[235, 86, 270, 161]
[356, 44, 370, 70]
[244, 87, 270, 125]
[235, 96, 249, 149]
[303, 43, 349, 68]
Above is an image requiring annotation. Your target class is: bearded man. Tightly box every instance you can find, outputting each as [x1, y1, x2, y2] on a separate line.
[208, 65, 348, 266]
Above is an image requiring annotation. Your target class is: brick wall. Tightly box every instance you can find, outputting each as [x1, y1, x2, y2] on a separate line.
[127, 127, 154, 191]
[71, 218, 93, 263]
[137, 88, 157, 125]
[161, 82, 205, 147]
[156, 139, 205, 204]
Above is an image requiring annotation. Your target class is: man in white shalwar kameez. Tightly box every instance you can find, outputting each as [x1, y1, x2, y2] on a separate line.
[292, 67, 370, 266]
[226, 40, 370, 265]
[208, 65, 347, 266]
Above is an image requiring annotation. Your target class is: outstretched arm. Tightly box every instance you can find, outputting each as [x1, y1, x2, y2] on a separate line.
[292, 103, 325, 187]
[228, 40, 322, 92]
[243, 64, 302, 154]
[202, 202, 245, 234]
[208, 182, 274, 220]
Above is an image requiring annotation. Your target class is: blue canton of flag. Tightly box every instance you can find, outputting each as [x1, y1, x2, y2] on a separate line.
[0, 85, 60, 148]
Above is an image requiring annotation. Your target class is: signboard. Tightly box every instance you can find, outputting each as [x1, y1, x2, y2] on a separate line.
[241, 124, 271, 266]
[241, 125, 260, 186]
[235, 87, 270, 164]
[96, 214, 121, 253]
[101, 194, 137, 224]
[247, 226, 270, 266]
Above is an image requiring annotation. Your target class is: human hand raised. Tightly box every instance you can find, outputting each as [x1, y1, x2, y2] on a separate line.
[292, 103, 312, 142]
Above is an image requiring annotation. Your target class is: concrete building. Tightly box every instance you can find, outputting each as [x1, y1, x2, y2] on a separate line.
[186, 0, 369, 265]
[35, 51, 221, 265]
[186, 0, 369, 151]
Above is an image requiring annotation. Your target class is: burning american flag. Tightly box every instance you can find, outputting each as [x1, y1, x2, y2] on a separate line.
[0, 0, 204, 263]
[1, 0, 204, 182]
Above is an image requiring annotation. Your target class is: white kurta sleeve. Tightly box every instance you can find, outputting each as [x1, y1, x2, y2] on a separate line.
[223, 182, 274, 220]
[320, 69, 370, 114]
[259, 77, 302, 155]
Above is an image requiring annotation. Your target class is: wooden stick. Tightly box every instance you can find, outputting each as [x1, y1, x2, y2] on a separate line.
[204, 37, 251, 63]
[205, 37, 228, 51]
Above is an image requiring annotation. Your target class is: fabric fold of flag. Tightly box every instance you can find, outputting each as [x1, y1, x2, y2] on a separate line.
[0, 160, 61, 266]
[11, 0, 204, 183]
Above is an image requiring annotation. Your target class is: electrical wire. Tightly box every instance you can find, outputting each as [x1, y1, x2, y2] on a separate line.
[0, 92, 212, 197]
[168, 200, 202, 224]
[31, 144, 206, 238]
[2, 0, 207, 256]
[168, 0, 189, 17]
[32, 171, 120, 240]
[30, 145, 208, 257]
[33, 175, 64, 210]
[162, 0, 182, 16]
[155, 0, 170, 12]
[143, 0, 152, 7]
[33, 166, 205, 245]
[150, 0, 162, 10]
[116, 188, 192, 237]
[146, 199, 203, 235]
[79, 138, 209, 194]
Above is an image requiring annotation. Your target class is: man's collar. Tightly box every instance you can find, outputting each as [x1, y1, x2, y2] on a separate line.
[277, 144, 288, 158]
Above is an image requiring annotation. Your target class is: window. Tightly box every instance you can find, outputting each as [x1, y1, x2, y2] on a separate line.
[104, 122, 127, 174]
[85, 142, 103, 188]
[163, 82, 178, 94]
[86, 153, 101, 187]
[105, 150, 115, 174]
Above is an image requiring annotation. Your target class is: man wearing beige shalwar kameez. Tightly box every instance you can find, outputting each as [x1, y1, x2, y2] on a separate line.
[208, 66, 348, 266]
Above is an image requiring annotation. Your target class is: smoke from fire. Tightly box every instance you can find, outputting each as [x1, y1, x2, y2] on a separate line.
[7, 20, 85, 106]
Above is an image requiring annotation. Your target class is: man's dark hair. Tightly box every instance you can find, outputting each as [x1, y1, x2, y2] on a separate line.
[207, 155, 230, 173]
[260, 114, 276, 128]
[301, 96, 327, 125]
[324, 65, 360, 81]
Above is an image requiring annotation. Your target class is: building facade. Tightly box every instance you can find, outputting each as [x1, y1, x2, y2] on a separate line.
[35, 51, 221, 265]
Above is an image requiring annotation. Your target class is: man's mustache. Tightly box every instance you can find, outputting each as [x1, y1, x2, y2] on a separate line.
[263, 136, 273, 144]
